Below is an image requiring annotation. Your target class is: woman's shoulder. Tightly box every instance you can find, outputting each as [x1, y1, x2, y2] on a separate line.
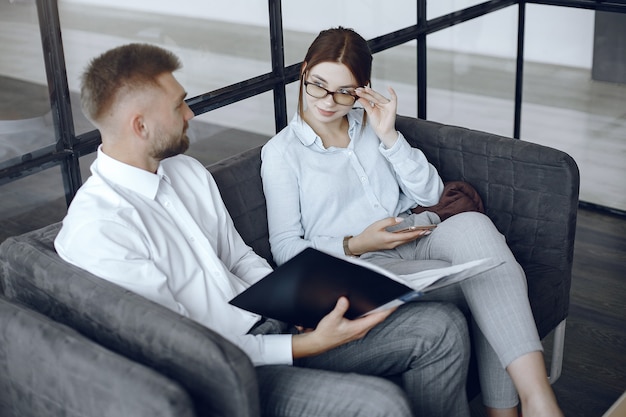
[263, 116, 309, 155]
[263, 126, 292, 155]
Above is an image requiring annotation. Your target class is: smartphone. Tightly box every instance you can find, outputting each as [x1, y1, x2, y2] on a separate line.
[386, 224, 437, 233]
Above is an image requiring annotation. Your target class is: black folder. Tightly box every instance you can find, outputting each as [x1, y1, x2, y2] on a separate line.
[229, 247, 415, 328]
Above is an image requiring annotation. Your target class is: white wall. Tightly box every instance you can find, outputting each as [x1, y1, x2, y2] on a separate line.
[427, 2, 595, 68]
[61, 0, 595, 69]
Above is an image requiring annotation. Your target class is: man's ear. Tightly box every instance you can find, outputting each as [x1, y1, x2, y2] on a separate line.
[131, 114, 148, 139]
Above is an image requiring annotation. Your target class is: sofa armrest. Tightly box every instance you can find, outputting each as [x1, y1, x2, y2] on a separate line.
[0, 296, 195, 417]
[396, 115, 580, 337]
[0, 223, 260, 417]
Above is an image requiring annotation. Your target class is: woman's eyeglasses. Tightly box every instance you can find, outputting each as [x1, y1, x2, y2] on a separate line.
[304, 81, 357, 106]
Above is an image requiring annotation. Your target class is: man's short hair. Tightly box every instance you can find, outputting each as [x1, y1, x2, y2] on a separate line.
[81, 43, 181, 123]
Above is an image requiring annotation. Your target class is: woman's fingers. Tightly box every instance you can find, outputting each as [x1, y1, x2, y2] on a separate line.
[356, 86, 391, 105]
[386, 86, 397, 103]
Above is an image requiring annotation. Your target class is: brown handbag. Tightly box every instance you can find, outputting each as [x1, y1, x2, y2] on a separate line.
[411, 181, 484, 221]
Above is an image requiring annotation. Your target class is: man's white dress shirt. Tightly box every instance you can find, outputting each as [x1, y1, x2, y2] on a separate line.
[55, 146, 292, 366]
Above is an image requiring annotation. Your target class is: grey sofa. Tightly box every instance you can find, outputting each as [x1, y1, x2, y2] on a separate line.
[0, 115, 579, 414]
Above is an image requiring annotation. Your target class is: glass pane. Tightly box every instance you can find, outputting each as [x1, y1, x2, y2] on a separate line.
[372, 44, 418, 118]
[58, 1, 272, 135]
[521, 5, 626, 211]
[427, 7, 517, 136]
[282, 2, 417, 66]
[0, 167, 68, 242]
[188, 91, 279, 166]
[79, 151, 97, 181]
[428, 0, 492, 19]
[0, 1, 57, 166]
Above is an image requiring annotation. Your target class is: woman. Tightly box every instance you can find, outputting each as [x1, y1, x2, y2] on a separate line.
[260, 27, 564, 417]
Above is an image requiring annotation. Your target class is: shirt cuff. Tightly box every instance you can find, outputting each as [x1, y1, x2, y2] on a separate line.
[262, 334, 293, 365]
[379, 131, 411, 160]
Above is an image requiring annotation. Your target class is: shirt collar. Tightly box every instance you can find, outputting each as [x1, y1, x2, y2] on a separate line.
[291, 108, 364, 148]
[94, 145, 164, 200]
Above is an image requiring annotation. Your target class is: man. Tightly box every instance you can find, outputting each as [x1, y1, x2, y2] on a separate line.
[55, 43, 471, 417]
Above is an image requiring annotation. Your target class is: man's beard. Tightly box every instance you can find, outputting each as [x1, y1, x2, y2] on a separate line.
[150, 127, 190, 161]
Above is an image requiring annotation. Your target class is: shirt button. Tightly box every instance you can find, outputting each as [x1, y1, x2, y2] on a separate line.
[360, 176, 367, 182]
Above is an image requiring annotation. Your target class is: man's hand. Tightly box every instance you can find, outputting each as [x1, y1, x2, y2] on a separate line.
[292, 297, 395, 359]
[347, 217, 432, 256]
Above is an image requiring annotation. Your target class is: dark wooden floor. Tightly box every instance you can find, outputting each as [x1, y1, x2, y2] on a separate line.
[548, 208, 626, 417]
[467, 207, 626, 416]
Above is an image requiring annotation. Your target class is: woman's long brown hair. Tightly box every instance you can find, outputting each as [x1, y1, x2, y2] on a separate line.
[298, 27, 373, 122]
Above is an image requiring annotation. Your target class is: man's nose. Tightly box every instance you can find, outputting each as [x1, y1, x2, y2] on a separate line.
[184, 102, 194, 120]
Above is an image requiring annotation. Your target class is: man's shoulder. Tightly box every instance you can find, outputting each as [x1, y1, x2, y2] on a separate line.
[160, 154, 216, 193]
[62, 174, 137, 229]
[56, 178, 131, 256]
[161, 153, 203, 169]
[161, 153, 209, 177]
[71, 174, 116, 206]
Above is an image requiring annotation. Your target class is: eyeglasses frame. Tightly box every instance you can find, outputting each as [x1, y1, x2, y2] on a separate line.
[303, 81, 358, 106]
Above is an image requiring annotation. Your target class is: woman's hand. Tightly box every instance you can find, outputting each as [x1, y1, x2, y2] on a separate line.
[355, 85, 399, 148]
[292, 297, 395, 359]
[347, 217, 432, 256]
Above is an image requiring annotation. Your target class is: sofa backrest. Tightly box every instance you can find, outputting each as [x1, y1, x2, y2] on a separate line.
[208, 146, 274, 266]
[206, 116, 579, 339]
[0, 223, 260, 417]
[208, 117, 579, 276]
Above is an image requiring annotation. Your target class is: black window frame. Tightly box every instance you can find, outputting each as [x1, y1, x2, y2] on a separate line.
[1, 0, 624, 216]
